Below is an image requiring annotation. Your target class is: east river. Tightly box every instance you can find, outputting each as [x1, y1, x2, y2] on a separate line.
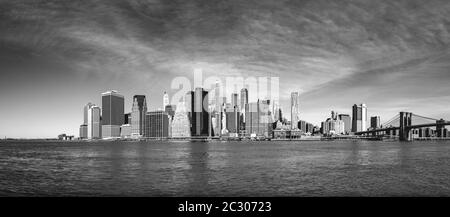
[0, 140, 449, 196]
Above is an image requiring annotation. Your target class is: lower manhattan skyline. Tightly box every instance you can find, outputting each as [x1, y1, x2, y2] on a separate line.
[1, 0, 450, 138]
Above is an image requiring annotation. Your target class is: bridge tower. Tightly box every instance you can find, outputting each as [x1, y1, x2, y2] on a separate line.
[399, 112, 413, 141]
[436, 119, 446, 138]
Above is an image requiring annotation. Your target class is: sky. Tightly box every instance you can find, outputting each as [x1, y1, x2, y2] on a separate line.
[1, 0, 450, 138]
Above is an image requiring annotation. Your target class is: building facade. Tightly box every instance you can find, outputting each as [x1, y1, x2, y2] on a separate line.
[101, 90, 124, 138]
[191, 88, 210, 137]
[352, 104, 367, 132]
[171, 100, 191, 138]
[245, 100, 272, 138]
[131, 95, 147, 137]
[87, 106, 101, 139]
[145, 111, 170, 138]
[370, 116, 381, 130]
[291, 92, 299, 129]
[79, 124, 87, 139]
[338, 114, 351, 134]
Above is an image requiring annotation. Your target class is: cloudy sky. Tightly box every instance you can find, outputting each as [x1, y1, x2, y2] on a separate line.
[1, 0, 450, 138]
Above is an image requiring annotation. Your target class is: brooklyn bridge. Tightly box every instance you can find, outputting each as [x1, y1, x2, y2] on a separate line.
[355, 112, 450, 141]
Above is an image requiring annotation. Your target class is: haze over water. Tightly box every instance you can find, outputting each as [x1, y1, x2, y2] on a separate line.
[0, 140, 449, 196]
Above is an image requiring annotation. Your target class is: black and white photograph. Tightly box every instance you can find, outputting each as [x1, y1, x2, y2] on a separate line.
[0, 0, 449, 215]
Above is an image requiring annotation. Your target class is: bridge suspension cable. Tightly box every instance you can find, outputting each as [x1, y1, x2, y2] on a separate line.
[382, 114, 400, 127]
[411, 113, 439, 121]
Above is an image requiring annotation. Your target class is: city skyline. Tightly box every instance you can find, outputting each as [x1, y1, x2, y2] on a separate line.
[1, 0, 450, 138]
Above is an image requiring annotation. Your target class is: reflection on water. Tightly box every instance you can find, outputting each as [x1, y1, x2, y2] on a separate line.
[0, 140, 449, 196]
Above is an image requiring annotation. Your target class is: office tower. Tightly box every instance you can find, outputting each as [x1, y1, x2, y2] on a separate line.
[291, 92, 300, 129]
[338, 114, 351, 134]
[83, 102, 94, 125]
[245, 102, 258, 137]
[298, 120, 307, 132]
[171, 100, 191, 138]
[436, 119, 446, 138]
[231, 93, 239, 108]
[87, 106, 101, 139]
[145, 110, 169, 138]
[79, 124, 88, 139]
[240, 88, 248, 110]
[352, 104, 367, 132]
[370, 116, 381, 129]
[163, 91, 170, 109]
[245, 100, 272, 138]
[214, 80, 221, 112]
[225, 104, 240, 135]
[185, 91, 194, 133]
[323, 112, 345, 135]
[191, 87, 209, 137]
[240, 88, 248, 124]
[101, 90, 124, 138]
[131, 95, 147, 137]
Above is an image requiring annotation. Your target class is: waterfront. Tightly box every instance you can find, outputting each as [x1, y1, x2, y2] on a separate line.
[0, 140, 449, 196]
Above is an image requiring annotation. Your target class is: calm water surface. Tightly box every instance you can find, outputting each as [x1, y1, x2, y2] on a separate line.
[0, 140, 449, 196]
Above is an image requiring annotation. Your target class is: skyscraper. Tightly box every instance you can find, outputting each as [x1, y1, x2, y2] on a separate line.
[131, 95, 147, 137]
[291, 92, 300, 129]
[171, 99, 191, 138]
[87, 105, 101, 139]
[338, 114, 351, 134]
[192, 87, 209, 137]
[371, 116, 381, 129]
[214, 80, 221, 112]
[231, 93, 239, 108]
[185, 90, 194, 134]
[101, 90, 124, 138]
[145, 110, 169, 138]
[245, 100, 272, 138]
[352, 104, 367, 132]
[225, 104, 240, 135]
[163, 91, 170, 109]
[83, 102, 94, 125]
[80, 102, 94, 139]
[240, 88, 248, 109]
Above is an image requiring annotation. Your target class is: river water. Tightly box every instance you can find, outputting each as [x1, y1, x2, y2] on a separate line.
[0, 140, 449, 196]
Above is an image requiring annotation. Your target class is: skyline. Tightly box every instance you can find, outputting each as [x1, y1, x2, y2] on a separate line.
[1, 0, 450, 138]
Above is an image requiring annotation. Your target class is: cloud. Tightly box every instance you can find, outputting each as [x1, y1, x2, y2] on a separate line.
[0, 0, 450, 137]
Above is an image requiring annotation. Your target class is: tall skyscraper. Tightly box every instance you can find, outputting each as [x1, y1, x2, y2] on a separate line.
[87, 106, 101, 139]
[352, 104, 367, 132]
[231, 93, 239, 108]
[80, 102, 94, 139]
[185, 90, 194, 133]
[163, 91, 170, 109]
[240, 88, 248, 109]
[192, 87, 210, 137]
[291, 92, 300, 129]
[131, 95, 147, 137]
[214, 80, 221, 112]
[101, 90, 124, 138]
[83, 102, 94, 125]
[371, 116, 381, 129]
[171, 99, 191, 138]
[225, 104, 240, 135]
[338, 114, 351, 134]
